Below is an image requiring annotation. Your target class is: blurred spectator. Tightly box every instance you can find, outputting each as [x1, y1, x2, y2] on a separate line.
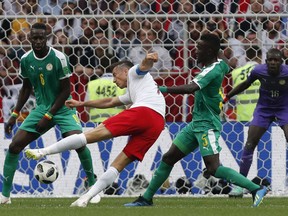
[234, 30, 259, 67]
[128, 27, 172, 78]
[53, 1, 82, 43]
[174, 18, 204, 70]
[0, 1, 11, 41]
[85, 72, 126, 123]
[77, 28, 118, 79]
[112, 18, 137, 60]
[141, 14, 174, 56]
[39, 0, 65, 15]
[10, 0, 41, 35]
[260, 14, 287, 61]
[193, 0, 218, 17]
[8, 28, 31, 68]
[52, 29, 72, 56]
[0, 40, 13, 96]
[109, 0, 156, 15]
[2, 0, 22, 15]
[70, 17, 98, 66]
[71, 28, 117, 122]
[203, 13, 228, 41]
[43, 14, 57, 46]
[226, 29, 246, 68]
[238, 0, 268, 34]
[78, 0, 108, 14]
[168, 0, 194, 46]
[0, 39, 22, 122]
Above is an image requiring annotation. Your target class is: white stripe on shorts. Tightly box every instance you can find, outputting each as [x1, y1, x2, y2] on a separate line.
[207, 129, 218, 154]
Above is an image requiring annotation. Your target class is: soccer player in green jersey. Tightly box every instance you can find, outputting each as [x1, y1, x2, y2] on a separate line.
[0, 23, 96, 204]
[124, 33, 267, 208]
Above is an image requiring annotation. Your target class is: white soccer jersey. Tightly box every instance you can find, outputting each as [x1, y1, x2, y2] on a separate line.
[118, 65, 166, 118]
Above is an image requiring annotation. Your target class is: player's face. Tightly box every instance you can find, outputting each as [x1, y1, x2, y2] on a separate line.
[112, 66, 128, 89]
[29, 28, 47, 54]
[266, 52, 283, 76]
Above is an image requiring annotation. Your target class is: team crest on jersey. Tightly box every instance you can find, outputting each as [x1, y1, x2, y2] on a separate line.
[46, 63, 53, 71]
[279, 80, 286, 85]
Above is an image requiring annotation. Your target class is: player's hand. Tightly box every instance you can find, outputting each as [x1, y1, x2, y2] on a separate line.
[35, 117, 50, 133]
[139, 52, 158, 71]
[65, 99, 82, 109]
[146, 52, 158, 62]
[4, 117, 17, 134]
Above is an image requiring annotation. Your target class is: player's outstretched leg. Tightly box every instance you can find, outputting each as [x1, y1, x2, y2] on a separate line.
[124, 196, 153, 207]
[252, 186, 268, 207]
[0, 195, 11, 205]
[229, 185, 244, 198]
[25, 149, 45, 160]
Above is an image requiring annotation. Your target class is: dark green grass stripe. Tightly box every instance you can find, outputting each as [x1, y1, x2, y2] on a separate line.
[1, 197, 288, 216]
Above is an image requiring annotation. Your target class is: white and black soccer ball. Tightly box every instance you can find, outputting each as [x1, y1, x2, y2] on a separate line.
[34, 160, 59, 184]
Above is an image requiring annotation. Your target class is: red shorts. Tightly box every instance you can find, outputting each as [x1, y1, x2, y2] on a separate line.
[103, 107, 165, 161]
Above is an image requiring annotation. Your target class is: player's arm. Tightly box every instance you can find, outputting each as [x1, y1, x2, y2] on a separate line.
[138, 52, 158, 72]
[66, 97, 124, 109]
[159, 81, 200, 94]
[223, 79, 252, 103]
[5, 78, 32, 134]
[14, 78, 33, 111]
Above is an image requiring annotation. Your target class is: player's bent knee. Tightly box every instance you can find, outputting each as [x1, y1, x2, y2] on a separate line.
[8, 143, 24, 154]
[162, 153, 177, 166]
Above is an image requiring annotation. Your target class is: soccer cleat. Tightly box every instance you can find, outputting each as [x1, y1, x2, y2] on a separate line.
[124, 196, 153, 207]
[229, 185, 244, 198]
[89, 194, 101, 204]
[70, 194, 91, 207]
[0, 195, 11, 205]
[25, 149, 45, 160]
[252, 186, 268, 207]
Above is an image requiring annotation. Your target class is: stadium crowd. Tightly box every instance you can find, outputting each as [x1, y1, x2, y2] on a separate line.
[0, 0, 287, 123]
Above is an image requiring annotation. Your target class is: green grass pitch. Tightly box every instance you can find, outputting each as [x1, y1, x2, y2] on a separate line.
[1, 197, 288, 216]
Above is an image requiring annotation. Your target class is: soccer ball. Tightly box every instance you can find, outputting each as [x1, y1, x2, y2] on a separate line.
[34, 160, 59, 184]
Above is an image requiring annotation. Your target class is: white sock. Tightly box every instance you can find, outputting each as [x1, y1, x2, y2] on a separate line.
[42, 134, 87, 155]
[86, 166, 119, 199]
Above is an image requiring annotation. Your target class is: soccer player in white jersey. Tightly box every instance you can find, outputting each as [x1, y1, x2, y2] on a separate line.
[25, 52, 166, 207]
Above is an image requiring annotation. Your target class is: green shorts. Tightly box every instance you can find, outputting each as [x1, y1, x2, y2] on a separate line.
[19, 106, 82, 135]
[173, 123, 222, 157]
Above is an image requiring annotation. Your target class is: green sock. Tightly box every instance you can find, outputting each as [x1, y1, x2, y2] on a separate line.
[77, 147, 95, 187]
[143, 161, 173, 201]
[2, 151, 19, 197]
[214, 166, 260, 192]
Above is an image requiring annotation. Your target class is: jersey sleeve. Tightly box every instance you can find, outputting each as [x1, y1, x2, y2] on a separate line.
[246, 67, 258, 84]
[130, 65, 149, 78]
[118, 92, 132, 105]
[193, 67, 220, 89]
[59, 54, 71, 80]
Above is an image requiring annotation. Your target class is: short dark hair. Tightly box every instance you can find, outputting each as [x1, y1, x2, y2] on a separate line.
[110, 60, 134, 72]
[200, 33, 220, 56]
[31, 22, 47, 31]
[267, 48, 283, 58]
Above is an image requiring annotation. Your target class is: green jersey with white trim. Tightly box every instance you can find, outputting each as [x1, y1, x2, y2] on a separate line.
[19, 47, 71, 110]
[191, 59, 230, 132]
